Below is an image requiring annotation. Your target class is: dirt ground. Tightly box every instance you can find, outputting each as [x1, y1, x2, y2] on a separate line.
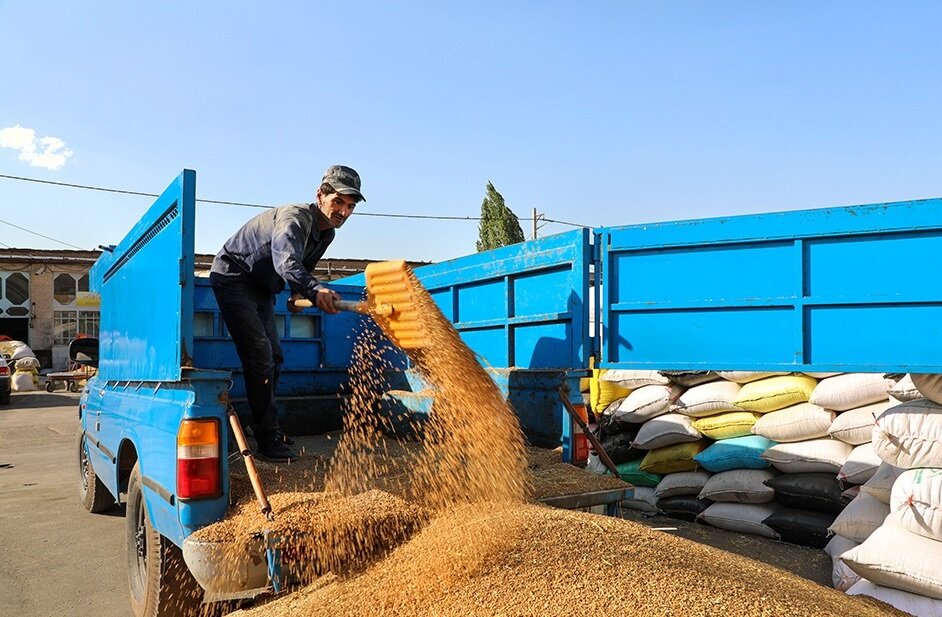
[619, 508, 833, 586]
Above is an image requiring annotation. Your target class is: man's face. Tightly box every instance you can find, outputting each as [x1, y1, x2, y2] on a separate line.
[317, 190, 358, 229]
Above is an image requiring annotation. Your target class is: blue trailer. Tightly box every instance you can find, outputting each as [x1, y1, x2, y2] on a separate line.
[77, 170, 942, 616]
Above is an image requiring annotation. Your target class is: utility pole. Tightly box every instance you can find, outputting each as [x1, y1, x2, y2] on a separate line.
[532, 207, 542, 240]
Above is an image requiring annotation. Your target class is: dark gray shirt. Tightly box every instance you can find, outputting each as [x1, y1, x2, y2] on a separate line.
[210, 204, 335, 300]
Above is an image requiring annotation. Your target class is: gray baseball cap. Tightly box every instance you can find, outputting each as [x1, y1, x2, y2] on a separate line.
[321, 165, 365, 202]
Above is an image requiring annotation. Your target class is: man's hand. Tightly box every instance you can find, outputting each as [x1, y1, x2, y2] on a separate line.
[315, 288, 341, 314]
[287, 293, 305, 314]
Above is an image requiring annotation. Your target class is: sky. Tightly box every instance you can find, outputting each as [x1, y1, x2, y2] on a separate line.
[1, 1, 941, 263]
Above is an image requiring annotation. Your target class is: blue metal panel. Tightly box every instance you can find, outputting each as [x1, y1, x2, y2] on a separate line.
[90, 170, 196, 381]
[339, 229, 591, 370]
[598, 198, 942, 373]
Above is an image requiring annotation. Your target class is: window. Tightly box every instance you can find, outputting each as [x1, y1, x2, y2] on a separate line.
[54, 274, 76, 305]
[290, 315, 316, 338]
[54, 310, 78, 345]
[78, 311, 100, 338]
[194, 312, 215, 337]
[6, 273, 29, 305]
[78, 273, 89, 293]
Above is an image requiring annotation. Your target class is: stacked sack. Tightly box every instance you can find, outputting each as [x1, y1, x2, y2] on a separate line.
[750, 373, 890, 549]
[0, 340, 41, 392]
[816, 373, 898, 591]
[676, 372, 781, 536]
[592, 370, 694, 514]
[835, 374, 942, 614]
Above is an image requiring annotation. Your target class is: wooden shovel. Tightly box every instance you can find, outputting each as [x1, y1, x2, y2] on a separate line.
[293, 260, 430, 350]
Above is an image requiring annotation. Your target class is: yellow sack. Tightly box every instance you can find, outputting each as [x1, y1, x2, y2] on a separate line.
[639, 440, 708, 474]
[593, 369, 632, 412]
[734, 375, 817, 413]
[693, 411, 763, 440]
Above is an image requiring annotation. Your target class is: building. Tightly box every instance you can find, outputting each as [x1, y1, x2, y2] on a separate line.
[0, 248, 406, 369]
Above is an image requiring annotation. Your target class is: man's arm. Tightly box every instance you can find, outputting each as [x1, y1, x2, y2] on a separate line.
[271, 209, 338, 313]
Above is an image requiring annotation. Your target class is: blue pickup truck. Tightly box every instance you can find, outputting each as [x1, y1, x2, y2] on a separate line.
[77, 170, 942, 616]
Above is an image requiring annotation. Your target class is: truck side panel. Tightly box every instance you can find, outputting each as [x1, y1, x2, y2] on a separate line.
[598, 197, 942, 373]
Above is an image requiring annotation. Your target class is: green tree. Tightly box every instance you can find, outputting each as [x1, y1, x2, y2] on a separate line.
[476, 181, 525, 252]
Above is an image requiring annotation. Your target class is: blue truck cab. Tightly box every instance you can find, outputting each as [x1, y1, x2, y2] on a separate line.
[77, 169, 942, 617]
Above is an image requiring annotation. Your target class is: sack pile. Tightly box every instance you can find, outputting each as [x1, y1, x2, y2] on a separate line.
[587, 371, 896, 548]
[0, 340, 41, 391]
[833, 374, 942, 614]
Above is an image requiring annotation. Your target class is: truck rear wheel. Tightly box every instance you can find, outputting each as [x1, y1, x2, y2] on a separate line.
[77, 431, 114, 513]
[127, 463, 205, 617]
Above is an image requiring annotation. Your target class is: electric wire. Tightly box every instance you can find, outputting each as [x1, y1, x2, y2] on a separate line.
[0, 172, 588, 227]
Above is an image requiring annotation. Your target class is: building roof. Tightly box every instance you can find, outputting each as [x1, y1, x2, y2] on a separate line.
[0, 248, 430, 281]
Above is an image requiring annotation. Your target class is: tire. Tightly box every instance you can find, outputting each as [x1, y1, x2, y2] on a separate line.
[0, 390, 9, 404]
[77, 431, 114, 513]
[46, 381, 56, 392]
[127, 463, 205, 617]
[69, 381, 79, 393]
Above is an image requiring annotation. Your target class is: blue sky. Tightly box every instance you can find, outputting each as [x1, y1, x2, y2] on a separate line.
[1, 1, 941, 262]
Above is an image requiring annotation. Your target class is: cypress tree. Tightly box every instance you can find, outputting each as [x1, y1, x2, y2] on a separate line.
[476, 181, 525, 252]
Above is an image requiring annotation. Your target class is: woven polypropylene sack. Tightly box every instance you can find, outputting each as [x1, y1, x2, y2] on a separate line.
[842, 519, 942, 600]
[716, 371, 788, 384]
[614, 459, 662, 488]
[654, 470, 713, 499]
[698, 502, 782, 539]
[824, 534, 860, 591]
[697, 468, 777, 504]
[694, 435, 775, 473]
[861, 462, 905, 505]
[611, 384, 684, 424]
[658, 370, 717, 387]
[734, 375, 818, 413]
[621, 486, 659, 513]
[838, 443, 882, 485]
[639, 440, 708, 475]
[912, 373, 942, 406]
[873, 399, 942, 469]
[600, 369, 670, 389]
[656, 495, 712, 522]
[692, 411, 762, 440]
[761, 438, 853, 474]
[750, 403, 835, 443]
[809, 373, 893, 412]
[828, 492, 890, 544]
[671, 381, 742, 418]
[846, 579, 942, 616]
[631, 413, 701, 450]
[828, 401, 889, 446]
[764, 472, 850, 514]
[763, 508, 837, 549]
[888, 374, 923, 403]
[890, 468, 942, 542]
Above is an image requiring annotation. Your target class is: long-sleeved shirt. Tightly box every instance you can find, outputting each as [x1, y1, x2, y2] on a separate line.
[210, 204, 335, 300]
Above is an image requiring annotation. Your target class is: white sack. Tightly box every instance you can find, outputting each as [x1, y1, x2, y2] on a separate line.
[809, 373, 893, 411]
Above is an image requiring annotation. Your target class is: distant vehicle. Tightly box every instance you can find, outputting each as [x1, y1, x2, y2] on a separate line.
[0, 353, 11, 404]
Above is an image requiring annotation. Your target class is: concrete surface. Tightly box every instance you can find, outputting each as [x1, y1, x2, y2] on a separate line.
[0, 391, 128, 617]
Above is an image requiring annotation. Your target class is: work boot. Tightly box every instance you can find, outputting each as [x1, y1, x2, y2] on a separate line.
[256, 439, 298, 463]
[275, 429, 295, 446]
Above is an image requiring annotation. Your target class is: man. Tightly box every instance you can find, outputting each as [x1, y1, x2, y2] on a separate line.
[210, 165, 365, 462]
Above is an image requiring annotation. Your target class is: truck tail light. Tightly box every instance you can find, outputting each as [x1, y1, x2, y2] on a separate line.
[0, 365, 9, 376]
[572, 403, 590, 466]
[177, 419, 221, 499]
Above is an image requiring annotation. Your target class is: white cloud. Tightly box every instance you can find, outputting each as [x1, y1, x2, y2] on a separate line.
[0, 124, 73, 170]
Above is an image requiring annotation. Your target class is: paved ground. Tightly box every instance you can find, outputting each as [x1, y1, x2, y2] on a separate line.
[0, 391, 127, 617]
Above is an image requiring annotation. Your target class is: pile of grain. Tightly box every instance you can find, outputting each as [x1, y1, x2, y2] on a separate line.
[192, 490, 425, 582]
[239, 501, 902, 617]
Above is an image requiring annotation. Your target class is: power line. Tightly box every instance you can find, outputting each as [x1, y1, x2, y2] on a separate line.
[0, 216, 86, 250]
[0, 172, 589, 227]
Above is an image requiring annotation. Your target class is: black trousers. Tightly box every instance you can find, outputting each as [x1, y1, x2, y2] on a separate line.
[210, 273, 283, 444]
